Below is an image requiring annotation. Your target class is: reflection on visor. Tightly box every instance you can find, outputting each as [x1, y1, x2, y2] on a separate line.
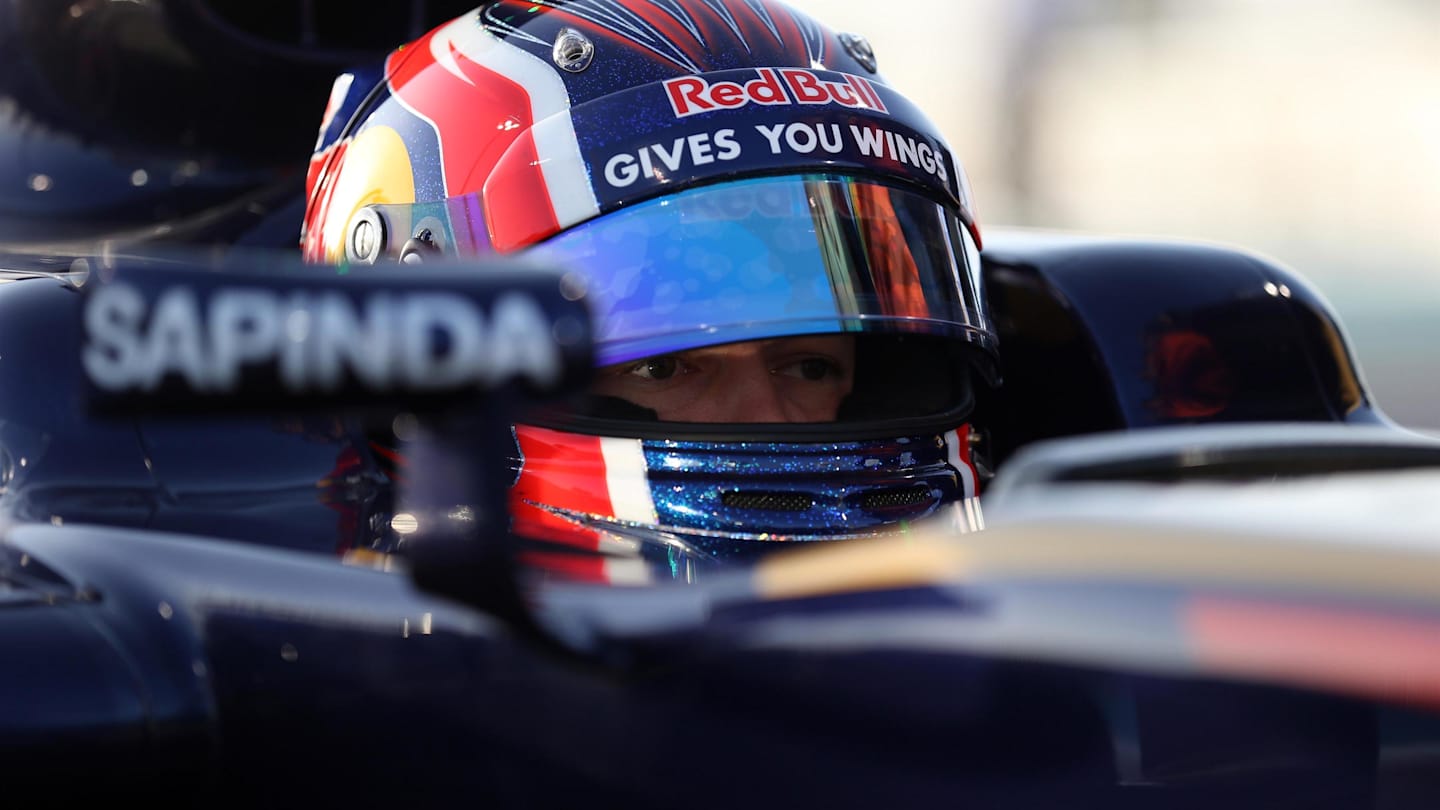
[565, 332, 976, 431]
[529, 174, 990, 366]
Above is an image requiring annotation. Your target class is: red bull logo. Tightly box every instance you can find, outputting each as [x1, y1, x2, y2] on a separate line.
[664, 69, 888, 118]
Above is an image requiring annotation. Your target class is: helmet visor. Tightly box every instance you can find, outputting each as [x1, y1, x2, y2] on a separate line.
[528, 173, 992, 368]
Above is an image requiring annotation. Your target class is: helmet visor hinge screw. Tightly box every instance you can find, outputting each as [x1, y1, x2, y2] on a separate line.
[553, 27, 595, 72]
[347, 208, 387, 265]
[839, 32, 877, 73]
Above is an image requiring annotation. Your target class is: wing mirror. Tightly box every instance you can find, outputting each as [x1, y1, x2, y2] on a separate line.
[78, 249, 594, 637]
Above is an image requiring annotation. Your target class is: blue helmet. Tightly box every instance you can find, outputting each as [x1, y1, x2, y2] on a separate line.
[303, 0, 999, 581]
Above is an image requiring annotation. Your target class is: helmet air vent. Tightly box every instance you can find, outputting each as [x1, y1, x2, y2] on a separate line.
[857, 485, 933, 512]
[838, 32, 878, 73]
[721, 490, 816, 512]
[553, 27, 595, 73]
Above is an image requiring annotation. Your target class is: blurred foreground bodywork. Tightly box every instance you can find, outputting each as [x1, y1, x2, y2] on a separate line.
[1, 232, 1439, 807]
[0, 4, 1433, 799]
[11, 455, 1440, 807]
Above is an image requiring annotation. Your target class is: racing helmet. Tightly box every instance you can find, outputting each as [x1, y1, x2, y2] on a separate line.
[303, 0, 999, 578]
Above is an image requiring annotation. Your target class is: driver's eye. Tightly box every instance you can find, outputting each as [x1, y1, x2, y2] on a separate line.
[632, 356, 680, 380]
[796, 357, 835, 381]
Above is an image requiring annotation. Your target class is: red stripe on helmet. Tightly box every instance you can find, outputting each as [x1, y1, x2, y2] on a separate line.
[518, 551, 614, 584]
[510, 426, 614, 550]
[301, 139, 349, 260]
[563, 1, 711, 71]
[760, 2, 808, 57]
[386, 27, 561, 230]
[483, 126, 564, 251]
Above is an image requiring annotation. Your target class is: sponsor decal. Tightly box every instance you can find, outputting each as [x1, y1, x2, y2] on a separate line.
[604, 129, 743, 188]
[83, 285, 563, 394]
[664, 69, 887, 118]
[601, 120, 949, 190]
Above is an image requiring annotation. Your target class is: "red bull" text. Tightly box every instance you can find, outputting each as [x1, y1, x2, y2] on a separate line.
[664, 68, 888, 118]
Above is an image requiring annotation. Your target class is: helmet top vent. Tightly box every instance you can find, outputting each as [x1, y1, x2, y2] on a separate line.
[553, 27, 596, 72]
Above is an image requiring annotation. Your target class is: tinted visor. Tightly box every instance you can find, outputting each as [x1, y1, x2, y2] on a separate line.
[567, 332, 977, 431]
[528, 174, 993, 368]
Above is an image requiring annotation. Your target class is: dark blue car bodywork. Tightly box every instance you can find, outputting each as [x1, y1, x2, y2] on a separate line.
[8, 1, 1437, 804]
[3, 230, 1439, 808]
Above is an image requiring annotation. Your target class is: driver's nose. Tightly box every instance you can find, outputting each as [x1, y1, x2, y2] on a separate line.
[709, 356, 790, 423]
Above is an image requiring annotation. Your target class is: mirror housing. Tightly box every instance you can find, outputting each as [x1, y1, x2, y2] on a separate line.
[78, 250, 594, 633]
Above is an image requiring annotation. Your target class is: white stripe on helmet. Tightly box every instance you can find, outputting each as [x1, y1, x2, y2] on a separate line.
[600, 436, 659, 524]
[423, 11, 601, 222]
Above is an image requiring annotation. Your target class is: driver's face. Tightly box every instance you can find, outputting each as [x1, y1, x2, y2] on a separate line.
[591, 335, 856, 423]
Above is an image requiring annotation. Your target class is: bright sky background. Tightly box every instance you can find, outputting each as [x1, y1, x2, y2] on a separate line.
[785, 0, 1440, 428]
